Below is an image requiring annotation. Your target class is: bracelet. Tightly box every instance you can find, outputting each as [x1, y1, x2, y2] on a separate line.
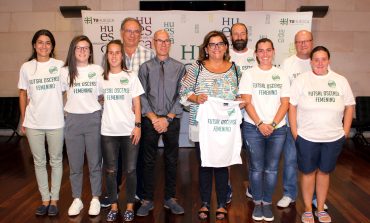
[135, 122, 141, 128]
[256, 121, 263, 127]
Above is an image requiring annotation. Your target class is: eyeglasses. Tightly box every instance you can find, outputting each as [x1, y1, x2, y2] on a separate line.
[295, 39, 312, 45]
[124, 29, 141, 35]
[154, 39, 171, 44]
[208, 42, 226, 49]
[75, 46, 90, 51]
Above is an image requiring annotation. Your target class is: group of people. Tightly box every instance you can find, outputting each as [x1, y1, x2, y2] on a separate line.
[19, 17, 354, 223]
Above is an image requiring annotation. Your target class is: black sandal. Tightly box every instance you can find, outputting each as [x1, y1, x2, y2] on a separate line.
[198, 202, 210, 221]
[216, 205, 228, 220]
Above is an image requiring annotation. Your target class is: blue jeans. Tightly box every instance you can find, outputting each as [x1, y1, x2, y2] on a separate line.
[282, 127, 297, 200]
[243, 122, 286, 203]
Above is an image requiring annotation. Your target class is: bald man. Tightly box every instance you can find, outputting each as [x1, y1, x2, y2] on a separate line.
[278, 30, 327, 210]
[137, 30, 185, 216]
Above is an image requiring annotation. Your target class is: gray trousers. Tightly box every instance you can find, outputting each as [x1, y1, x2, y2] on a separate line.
[65, 110, 102, 198]
[26, 127, 64, 201]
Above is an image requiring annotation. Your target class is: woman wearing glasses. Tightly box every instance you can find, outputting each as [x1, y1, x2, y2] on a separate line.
[180, 30, 241, 220]
[239, 38, 290, 222]
[18, 29, 64, 216]
[61, 35, 103, 216]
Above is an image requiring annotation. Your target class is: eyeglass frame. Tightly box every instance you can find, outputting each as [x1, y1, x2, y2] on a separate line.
[207, 41, 227, 49]
[295, 39, 312, 45]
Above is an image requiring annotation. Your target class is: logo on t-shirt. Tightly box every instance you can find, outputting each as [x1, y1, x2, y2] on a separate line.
[120, 77, 129, 85]
[88, 72, 96, 79]
[328, 80, 336, 88]
[247, 57, 255, 63]
[227, 108, 236, 117]
[272, 74, 280, 81]
[49, 66, 58, 74]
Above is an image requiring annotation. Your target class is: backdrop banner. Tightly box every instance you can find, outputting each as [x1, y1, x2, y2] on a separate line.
[82, 10, 312, 146]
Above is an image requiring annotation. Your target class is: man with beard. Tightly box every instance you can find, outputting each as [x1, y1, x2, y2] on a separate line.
[229, 23, 256, 74]
[229, 23, 256, 203]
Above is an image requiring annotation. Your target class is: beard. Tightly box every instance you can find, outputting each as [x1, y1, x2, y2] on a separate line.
[232, 39, 248, 51]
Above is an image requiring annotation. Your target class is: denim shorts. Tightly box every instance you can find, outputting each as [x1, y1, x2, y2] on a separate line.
[295, 135, 345, 174]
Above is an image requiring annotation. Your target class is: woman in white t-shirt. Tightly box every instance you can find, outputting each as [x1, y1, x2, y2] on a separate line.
[100, 40, 144, 222]
[239, 38, 290, 222]
[61, 35, 103, 216]
[290, 46, 355, 223]
[18, 29, 64, 216]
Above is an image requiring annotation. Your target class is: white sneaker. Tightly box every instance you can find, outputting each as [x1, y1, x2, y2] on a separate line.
[312, 198, 328, 210]
[88, 198, 101, 216]
[277, 196, 295, 208]
[68, 198, 83, 216]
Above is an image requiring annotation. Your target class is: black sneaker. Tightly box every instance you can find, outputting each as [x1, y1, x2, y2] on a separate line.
[48, 205, 59, 216]
[100, 196, 111, 208]
[35, 205, 49, 216]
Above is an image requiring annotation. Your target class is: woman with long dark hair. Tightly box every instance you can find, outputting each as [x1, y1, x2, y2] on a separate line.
[18, 29, 64, 216]
[100, 40, 143, 222]
[61, 35, 103, 216]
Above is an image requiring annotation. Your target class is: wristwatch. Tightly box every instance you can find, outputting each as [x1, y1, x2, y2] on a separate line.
[271, 121, 277, 129]
[135, 122, 141, 128]
[166, 116, 174, 123]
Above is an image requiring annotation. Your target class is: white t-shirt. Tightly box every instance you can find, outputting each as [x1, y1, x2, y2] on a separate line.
[196, 97, 242, 167]
[238, 66, 290, 128]
[281, 54, 311, 85]
[18, 58, 64, 129]
[290, 70, 355, 142]
[229, 48, 256, 74]
[61, 64, 103, 114]
[100, 71, 144, 136]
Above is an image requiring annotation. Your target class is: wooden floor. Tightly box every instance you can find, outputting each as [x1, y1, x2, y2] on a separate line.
[1, 136, 370, 223]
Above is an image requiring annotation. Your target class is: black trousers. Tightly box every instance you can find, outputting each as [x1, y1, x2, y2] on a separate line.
[141, 117, 180, 201]
[195, 142, 228, 207]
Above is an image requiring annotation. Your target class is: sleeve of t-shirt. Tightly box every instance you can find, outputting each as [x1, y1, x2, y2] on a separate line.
[60, 67, 69, 92]
[280, 72, 290, 98]
[96, 65, 104, 95]
[131, 75, 145, 98]
[342, 77, 356, 106]
[238, 70, 252, 94]
[97, 75, 104, 96]
[18, 63, 28, 90]
[289, 76, 302, 106]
